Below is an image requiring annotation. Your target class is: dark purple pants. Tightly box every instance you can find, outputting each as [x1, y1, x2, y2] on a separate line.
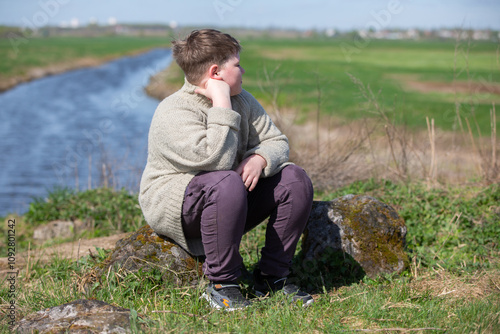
[181, 165, 313, 283]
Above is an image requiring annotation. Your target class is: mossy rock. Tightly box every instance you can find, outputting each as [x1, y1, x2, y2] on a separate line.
[299, 196, 409, 281]
[14, 299, 143, 333]
[86, 225, 203, 288]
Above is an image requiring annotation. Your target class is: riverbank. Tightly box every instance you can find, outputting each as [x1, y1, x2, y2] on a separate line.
[2, 35, 497, 188]
[1, 55, 104, 91]
[1, 36, 498, 332]
[144, 60, 183, 100]
[0, 36, 170, 92]
[0, 47, 167, 92]
[0, 47, 172, 217]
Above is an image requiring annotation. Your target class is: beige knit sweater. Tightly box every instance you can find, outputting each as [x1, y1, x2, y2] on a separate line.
[139, 80, 290, 256]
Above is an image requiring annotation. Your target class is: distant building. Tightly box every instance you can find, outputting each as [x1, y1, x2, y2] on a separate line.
[108, 17, 118, 26]
[472, 30, 490, 40]
[325, 28, 336, 37]
[70, 18, 79, 29]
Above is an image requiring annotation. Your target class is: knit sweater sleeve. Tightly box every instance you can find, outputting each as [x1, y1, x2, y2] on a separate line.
[239, 90, 290, 177]
[149, 93, 241, 172]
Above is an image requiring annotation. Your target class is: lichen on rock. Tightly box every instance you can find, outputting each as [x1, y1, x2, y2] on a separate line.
[81, 225, 203, 290]
[299, 195, 409, 283]
[14, 299, 141, 334]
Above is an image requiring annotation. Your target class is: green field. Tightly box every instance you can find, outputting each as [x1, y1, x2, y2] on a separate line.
[0, 35, 170, 78]
[2, 35, 498, 133]
[161, 36, 499, 185]
[236, 37, 500, 134]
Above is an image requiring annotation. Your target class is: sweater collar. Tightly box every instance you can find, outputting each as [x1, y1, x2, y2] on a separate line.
[182, 78, 212, 107]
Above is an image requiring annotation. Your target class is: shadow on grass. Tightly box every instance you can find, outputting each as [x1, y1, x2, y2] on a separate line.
[291, 249, 366, 293]
[238, 248, 366, 295]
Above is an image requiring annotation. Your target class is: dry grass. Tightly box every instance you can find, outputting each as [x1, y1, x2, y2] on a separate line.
[140, 40, 499, 192]
[265, 97, 498, 192]
[144, 61, 184, 101]
[389, 73, 500, 99]
[144, 63, 499, 190]
[411, 269, 500, 300]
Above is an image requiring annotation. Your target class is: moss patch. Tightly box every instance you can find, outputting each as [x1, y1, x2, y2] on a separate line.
[80, 225, 203, 291]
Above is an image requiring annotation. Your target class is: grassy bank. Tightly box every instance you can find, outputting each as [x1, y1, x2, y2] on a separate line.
[1, 181, 498, 332]
[0, 35, 170, 89]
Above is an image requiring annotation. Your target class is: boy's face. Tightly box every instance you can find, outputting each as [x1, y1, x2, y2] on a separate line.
[219, 53, 245, 96]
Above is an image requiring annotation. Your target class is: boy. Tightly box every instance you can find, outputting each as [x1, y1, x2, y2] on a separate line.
[139, 29, 314, 310]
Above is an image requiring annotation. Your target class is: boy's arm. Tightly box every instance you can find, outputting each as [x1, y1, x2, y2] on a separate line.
[239, 91, 290, 177]
[235, 154, 267, 191]
[151, 96, 241, 172]
[194, 78, 232, 109]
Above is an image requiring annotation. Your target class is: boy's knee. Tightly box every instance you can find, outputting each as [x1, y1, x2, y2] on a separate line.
[211, 170, 246, 197]
[281, 165, 314, 198]
[220, 170, 244, 186]
[283, 165, 312, 185]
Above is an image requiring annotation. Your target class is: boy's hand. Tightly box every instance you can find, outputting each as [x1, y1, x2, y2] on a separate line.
[235, 155, 267, 191]
[195, 78, 232, 109]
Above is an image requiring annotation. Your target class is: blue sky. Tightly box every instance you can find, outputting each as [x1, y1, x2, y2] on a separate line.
[1, 0, 499, 31]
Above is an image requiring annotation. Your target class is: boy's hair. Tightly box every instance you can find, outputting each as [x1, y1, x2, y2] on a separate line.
[172, 29, 241, 85]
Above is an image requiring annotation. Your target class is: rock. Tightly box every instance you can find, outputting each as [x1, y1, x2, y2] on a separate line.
[14, 299, 143, 334]
[299, 195, 409, 282]
[33, 219, 91, 243]
[83, 225, 202, 289]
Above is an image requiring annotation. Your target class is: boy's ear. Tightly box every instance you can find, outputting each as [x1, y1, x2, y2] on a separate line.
[208, 64, 222, 80]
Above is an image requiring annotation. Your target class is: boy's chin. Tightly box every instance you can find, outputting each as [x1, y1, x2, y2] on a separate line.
[230, 87, 243, 96]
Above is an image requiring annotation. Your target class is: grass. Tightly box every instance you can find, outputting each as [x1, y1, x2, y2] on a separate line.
[0, 187, 146, 254]
[1, 181, 498, 333]
[159, 37, 499, 187]
[238, 37, 500, 134]
[1, 33, 498, 133]
[0, 34, 498, 332]
[0, 35, 170, 78]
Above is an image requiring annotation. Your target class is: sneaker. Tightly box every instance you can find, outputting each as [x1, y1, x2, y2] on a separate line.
[253, 268, 314, 307]
[202, 282, 251, 311]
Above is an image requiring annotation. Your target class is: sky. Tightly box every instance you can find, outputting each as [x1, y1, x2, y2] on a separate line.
[0, 0, 499, 31]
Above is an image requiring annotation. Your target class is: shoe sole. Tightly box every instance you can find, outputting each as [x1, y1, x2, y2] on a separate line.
[254, 289, 314, 307]
[201, 293, 247, 312]
[254, 290, 267, 297]
[301, 298, 315, 307]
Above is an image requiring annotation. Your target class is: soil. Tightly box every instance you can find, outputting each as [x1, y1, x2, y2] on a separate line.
[280, 109, 499, 189]
[392, 74, 500, 96]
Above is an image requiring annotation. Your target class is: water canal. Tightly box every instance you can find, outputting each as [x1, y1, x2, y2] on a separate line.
[0, 48, 173, 216]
